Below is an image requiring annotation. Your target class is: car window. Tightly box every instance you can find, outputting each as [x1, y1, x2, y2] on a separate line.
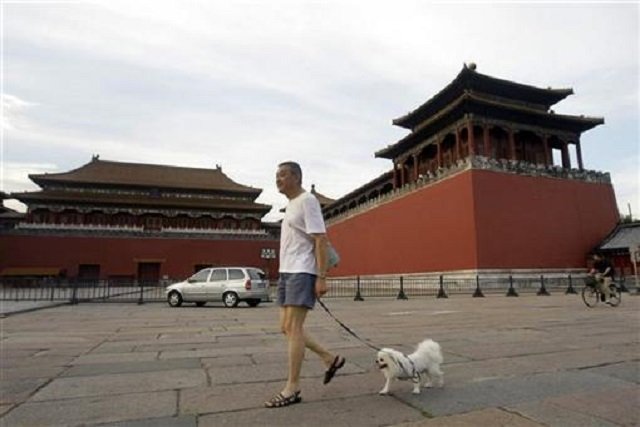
[248, 269, 265, 280]
[228, 269, 245, 280]
[210, 269, 227, 281]
[190, 269, 211, 282]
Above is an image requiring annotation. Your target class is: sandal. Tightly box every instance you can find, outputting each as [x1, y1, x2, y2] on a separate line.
[323, 355, 346, 384]
[264, 391, 302, 408]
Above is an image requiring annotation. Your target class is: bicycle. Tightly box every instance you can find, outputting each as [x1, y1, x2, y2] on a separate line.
[581, 276, 621, 308]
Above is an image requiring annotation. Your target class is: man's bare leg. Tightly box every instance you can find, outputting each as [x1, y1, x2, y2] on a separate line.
[281, 306, 308, 396]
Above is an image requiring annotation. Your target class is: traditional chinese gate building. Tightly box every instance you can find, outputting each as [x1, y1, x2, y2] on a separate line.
[324, 65, 619, 277]
[1, 158, 279, 282]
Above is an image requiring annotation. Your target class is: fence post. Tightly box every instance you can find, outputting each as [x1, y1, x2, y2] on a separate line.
[437, 275, 448, 298]
[137, 281, 144, 305]
[506, 275, 518, 297]
[617, 276, 628, 293]
[565, 274, 577, 294]
[397, 276, 408, 300]
[472, 275, 485, 297]
[50, 278, 56, 301]
[71, 279, 79, 305]
[537, 275, 550, 296]
[354, 276, 364, 301]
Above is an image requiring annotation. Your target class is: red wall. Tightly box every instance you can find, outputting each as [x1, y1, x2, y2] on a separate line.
[471, 170, 619, 269]
[0, 235, 279, 281]
[327, 170, 619, 276]
[328, 172, 479, 276]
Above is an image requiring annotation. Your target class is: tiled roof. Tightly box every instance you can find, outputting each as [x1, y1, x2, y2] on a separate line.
[30, 159, 262, 195]
[599, 223, 640, 251]
[393, 65, 574, 129]
[12, 190, 271, 213]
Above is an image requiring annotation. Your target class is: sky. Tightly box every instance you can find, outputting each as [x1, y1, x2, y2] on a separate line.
[2, 0, 638, 221]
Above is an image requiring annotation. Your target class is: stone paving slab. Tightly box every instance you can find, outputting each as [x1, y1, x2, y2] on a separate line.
[582, 361, 640, 384]
[532, 386, 640, 427]
[198, 394, 425, 427]
[61, 358, 201, 377]
[398, 371, 634, 417]
[31, 369, 207, 401]
[0, 391, 177, 426]
[509, 400, 621, 427]
[0, 377, 50, 405]
[99, 415, 197, 427]
[393, 407, 545, 426]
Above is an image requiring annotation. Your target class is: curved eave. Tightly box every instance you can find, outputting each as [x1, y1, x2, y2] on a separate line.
[11, 191, 272, 214]
[378, 95, 604, 160]
[393, 67, 574, 129]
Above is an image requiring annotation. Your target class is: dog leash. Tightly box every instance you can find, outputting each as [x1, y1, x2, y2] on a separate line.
[318, 299, 419, 381]
[317, 299, 381, 351]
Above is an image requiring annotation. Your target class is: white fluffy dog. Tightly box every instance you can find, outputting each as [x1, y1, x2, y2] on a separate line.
[375, 339, 444, 395]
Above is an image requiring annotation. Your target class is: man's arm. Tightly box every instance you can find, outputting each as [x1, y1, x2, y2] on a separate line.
[312, 233, 329, 297]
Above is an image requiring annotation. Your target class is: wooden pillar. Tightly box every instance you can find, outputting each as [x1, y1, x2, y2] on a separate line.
[543, 135, 551, 166]
[483, 125, 491, 158]
[437, 139, 443, 168]
[508, 129, 516, 160]
[467, 121, 475, 156]
[392, 163, 398, 189]
[561, 141, 571, 169]
[575, 139, 584, 170]
[413, 154, 419, 181]
[455, 130, 461, 161]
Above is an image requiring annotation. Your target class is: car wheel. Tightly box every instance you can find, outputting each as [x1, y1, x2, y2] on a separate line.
[195, 301, 206, 307]
[222, 292, 239, 308]
[168, 291, 183, 307]
[247, 299, 260, 307]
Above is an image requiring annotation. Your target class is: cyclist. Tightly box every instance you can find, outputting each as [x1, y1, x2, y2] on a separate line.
[589, 253, 614, 304]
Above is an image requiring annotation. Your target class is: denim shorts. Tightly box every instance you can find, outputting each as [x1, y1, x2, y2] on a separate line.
[277, 273, 316, 309]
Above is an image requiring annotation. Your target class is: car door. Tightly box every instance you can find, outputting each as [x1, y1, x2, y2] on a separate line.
[207, 268, 228, 301]
[183, 268, 212, 300]
[226, 268, 246, 296]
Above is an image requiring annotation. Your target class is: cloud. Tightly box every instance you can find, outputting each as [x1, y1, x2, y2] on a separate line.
[2, 94, 39, 131]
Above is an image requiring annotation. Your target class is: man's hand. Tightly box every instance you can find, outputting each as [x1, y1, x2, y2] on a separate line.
[315, 277, 328, 298]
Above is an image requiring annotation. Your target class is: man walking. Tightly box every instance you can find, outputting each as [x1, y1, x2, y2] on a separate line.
[264, 161, 345, 408]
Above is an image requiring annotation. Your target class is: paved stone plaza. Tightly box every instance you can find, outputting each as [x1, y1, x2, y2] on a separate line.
[1, 294, 638, 426]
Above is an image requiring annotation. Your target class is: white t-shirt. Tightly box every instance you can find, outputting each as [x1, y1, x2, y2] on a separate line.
[279, 191, 326, 274]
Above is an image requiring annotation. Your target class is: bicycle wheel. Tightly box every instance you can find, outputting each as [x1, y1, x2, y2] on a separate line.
[581, 286, 598, 307]
[608, 285, 621, 307]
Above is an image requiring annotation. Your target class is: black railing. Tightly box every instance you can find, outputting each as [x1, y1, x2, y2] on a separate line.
[1, 274, 633, 305]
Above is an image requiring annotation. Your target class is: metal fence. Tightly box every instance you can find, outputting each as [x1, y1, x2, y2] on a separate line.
[1, 274, 632, 305]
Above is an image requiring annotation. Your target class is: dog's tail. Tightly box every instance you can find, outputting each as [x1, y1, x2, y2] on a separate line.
[417, 339, 443, 364]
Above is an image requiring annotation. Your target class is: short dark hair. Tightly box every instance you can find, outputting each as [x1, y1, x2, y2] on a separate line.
[278, 161, 303, 184]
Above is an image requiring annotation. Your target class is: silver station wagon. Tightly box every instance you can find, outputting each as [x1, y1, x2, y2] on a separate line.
[166, 267, 269, 308]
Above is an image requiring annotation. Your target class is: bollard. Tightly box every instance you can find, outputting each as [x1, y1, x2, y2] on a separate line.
[397, 276, 408, 300]
[437, 275, 448, 298]
[565, 274, 577, 294]
[537, 275, 550, 296]
[506, 275, 519, 297]
[472, 275, 485, 297]
[354, 276, 364, 301]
